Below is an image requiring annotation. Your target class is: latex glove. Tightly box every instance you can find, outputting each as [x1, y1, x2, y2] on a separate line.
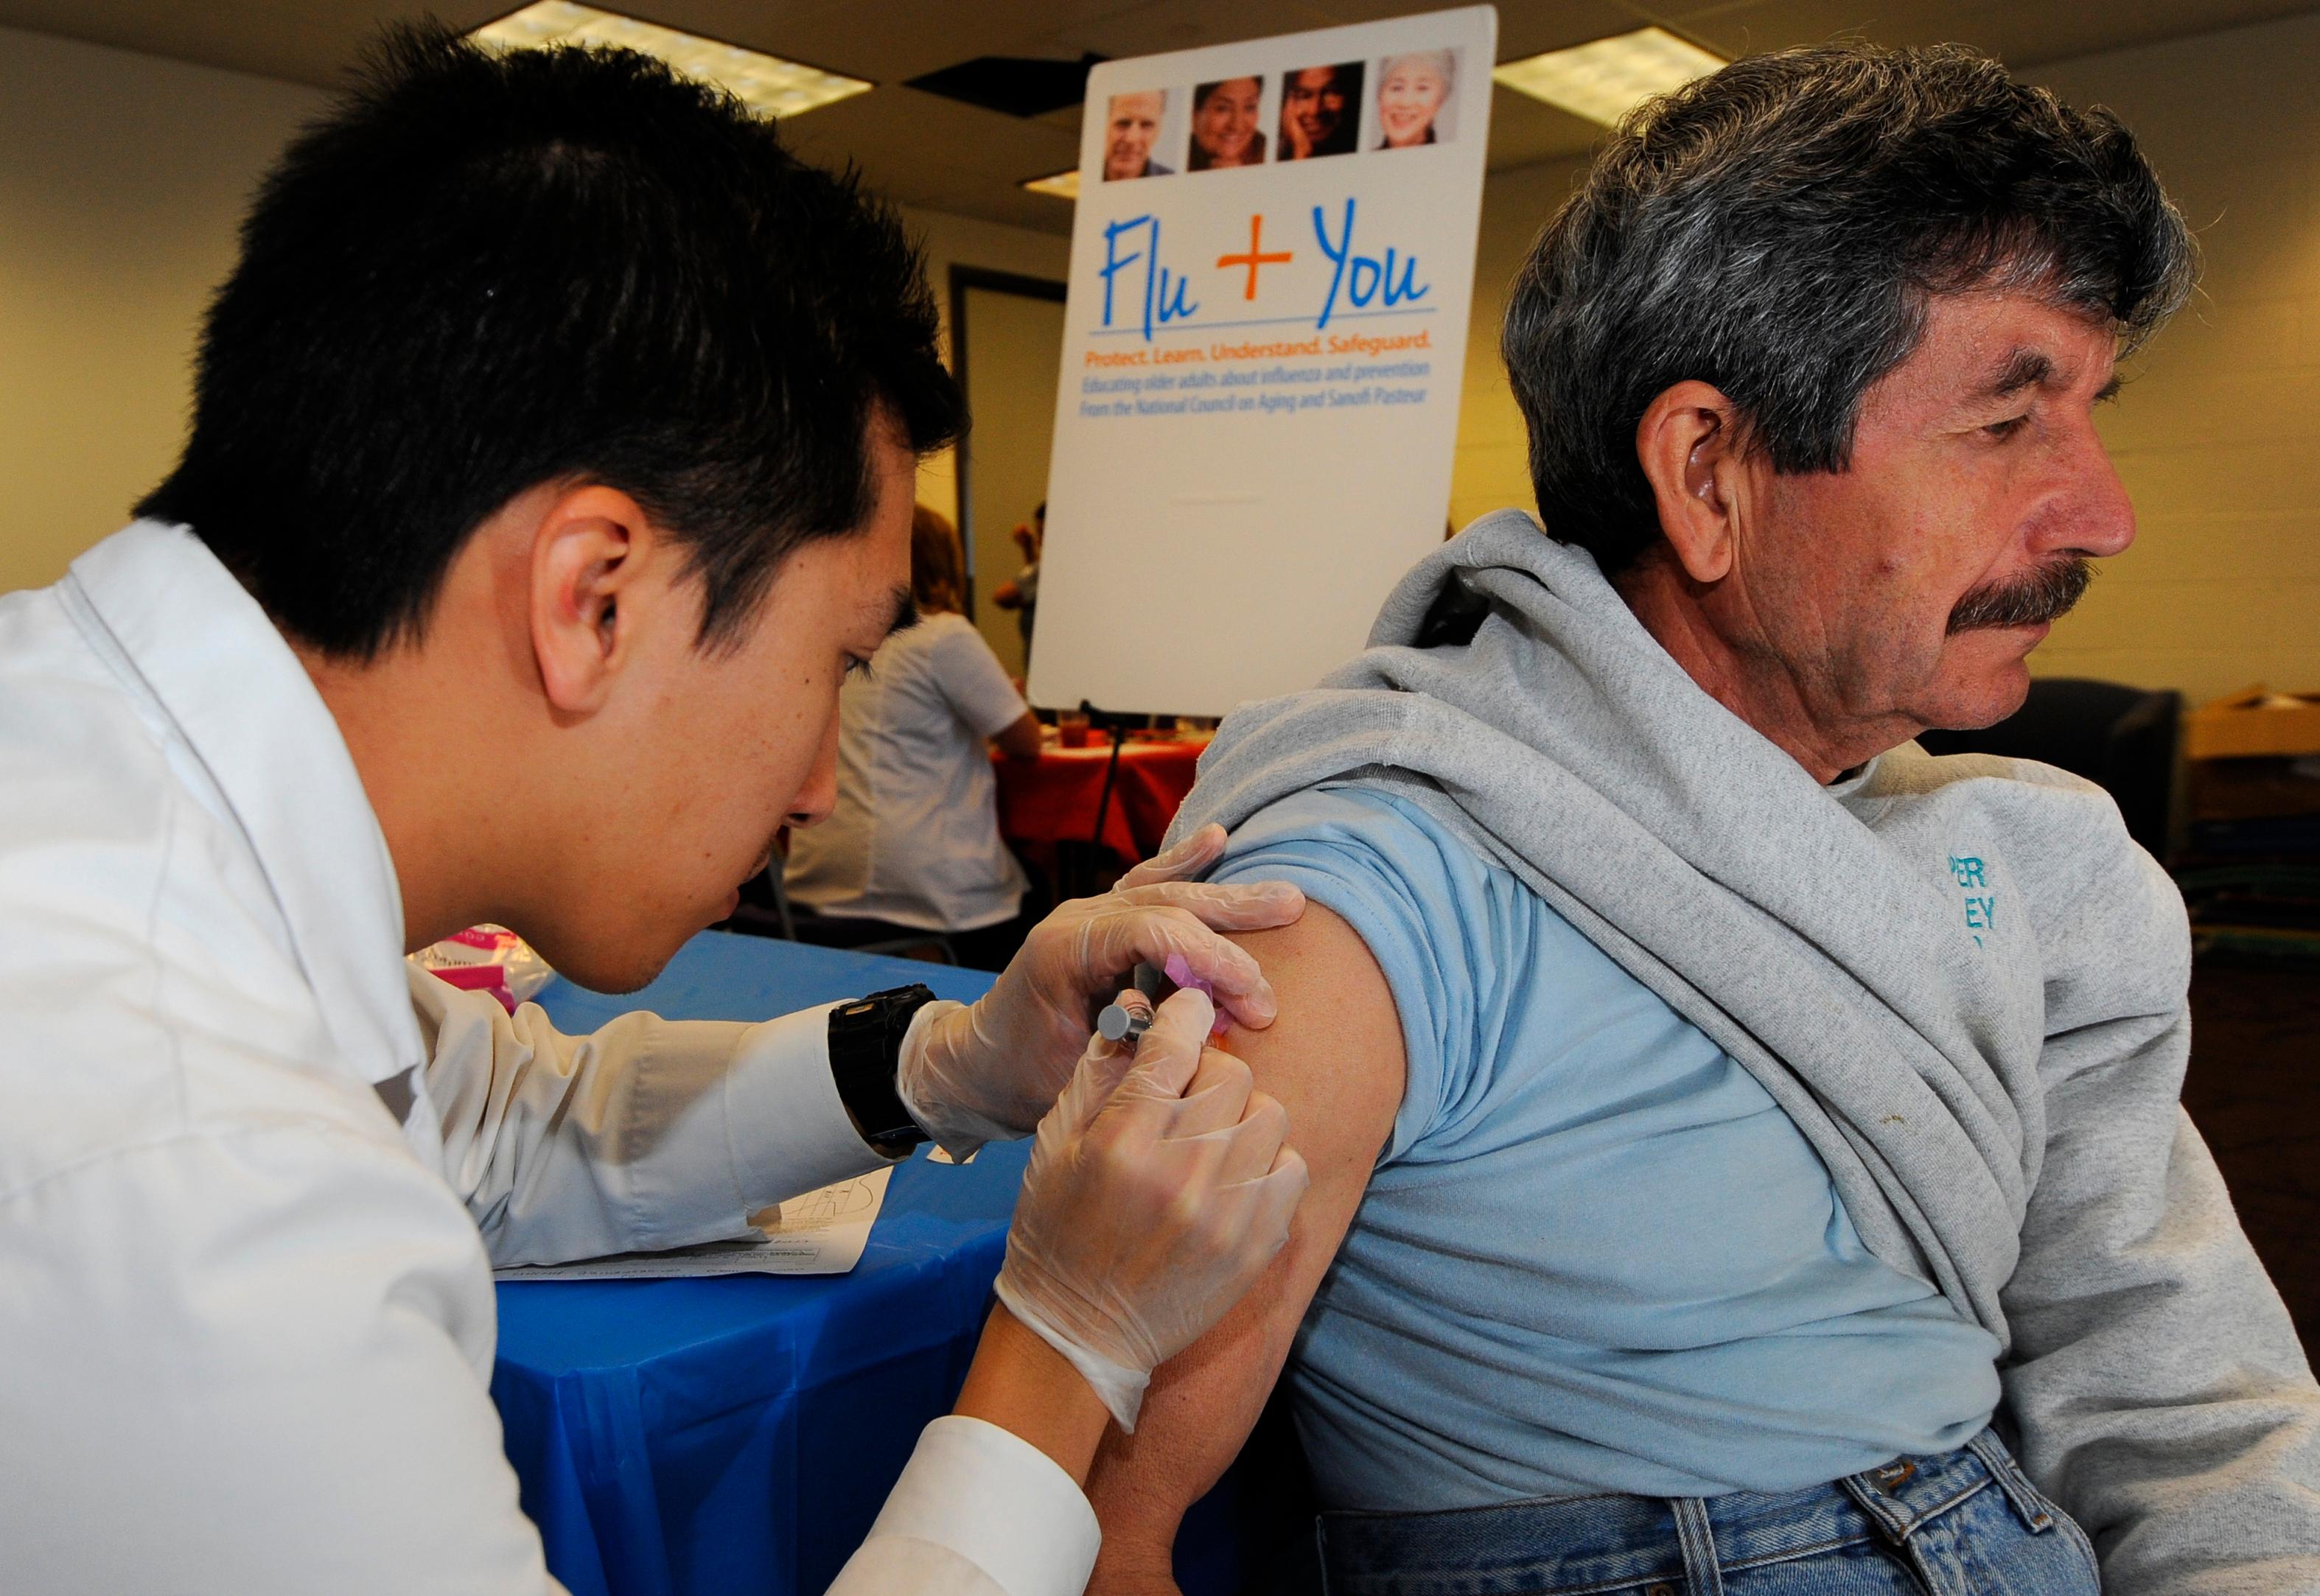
[993, 988, 1308, 1432]
[898, 824, 1303, 1158]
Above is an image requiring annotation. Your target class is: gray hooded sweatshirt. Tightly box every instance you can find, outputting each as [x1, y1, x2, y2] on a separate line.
[1167, 509, 2320, 1592]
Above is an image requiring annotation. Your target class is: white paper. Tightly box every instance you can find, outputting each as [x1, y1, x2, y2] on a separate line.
[492, 1166, 892, 1281]
[1029, 6, 1498, 718]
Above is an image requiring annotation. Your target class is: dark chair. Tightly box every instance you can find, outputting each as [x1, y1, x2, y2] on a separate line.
[1914, 676, 2180, 860]
[721, 862, 960, 965]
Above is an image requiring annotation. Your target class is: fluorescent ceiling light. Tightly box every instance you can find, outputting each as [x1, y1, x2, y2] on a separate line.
[1492, 26, 1725, 127]
[1023, 169, 1080, 200]
[472, 2, 873, 119]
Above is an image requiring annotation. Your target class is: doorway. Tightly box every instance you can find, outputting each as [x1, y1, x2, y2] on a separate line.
[949, 266, 1066, 679]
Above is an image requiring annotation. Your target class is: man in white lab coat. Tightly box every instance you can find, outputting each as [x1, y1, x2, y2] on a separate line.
[0, 26, 1310, 1596]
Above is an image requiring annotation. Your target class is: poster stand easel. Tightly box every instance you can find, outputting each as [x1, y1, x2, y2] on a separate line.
[1083, 701, 1131, 854]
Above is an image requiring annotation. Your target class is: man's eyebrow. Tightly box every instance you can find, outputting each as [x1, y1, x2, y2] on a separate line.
[1982, 348, 2057, 399]
[2094, 373, 2123, 404]
[883, 586, 919, 638]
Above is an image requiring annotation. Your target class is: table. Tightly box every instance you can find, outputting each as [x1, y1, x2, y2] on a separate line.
[495, 934, 1014, 1596]
[996, 738, 1205, 865]
[492, 931, 1293, 1596]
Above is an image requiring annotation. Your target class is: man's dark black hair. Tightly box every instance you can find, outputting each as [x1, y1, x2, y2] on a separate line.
[139, 25, 964, 658]
[1500, 43, 2195, 575]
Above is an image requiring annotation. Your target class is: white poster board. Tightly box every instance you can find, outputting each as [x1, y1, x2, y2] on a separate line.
[1029, 7, 1497, 718]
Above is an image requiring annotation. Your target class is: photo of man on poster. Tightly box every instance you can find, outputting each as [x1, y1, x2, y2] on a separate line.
[1277, 63, 1361, 160]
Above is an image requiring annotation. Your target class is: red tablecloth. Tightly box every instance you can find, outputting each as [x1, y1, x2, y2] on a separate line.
[996, 738, 1206, 864]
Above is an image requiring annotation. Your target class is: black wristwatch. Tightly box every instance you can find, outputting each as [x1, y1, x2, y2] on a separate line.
[827, 984, 937, 1157]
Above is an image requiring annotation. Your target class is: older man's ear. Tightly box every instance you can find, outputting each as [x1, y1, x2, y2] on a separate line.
[1635, 380, 1753, 586]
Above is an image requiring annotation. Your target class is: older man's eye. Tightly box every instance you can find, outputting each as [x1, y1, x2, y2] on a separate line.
[1983, 414, 2029, 440]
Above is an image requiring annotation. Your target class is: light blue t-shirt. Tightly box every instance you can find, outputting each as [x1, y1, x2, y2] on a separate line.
[1211, 785, 2002, 1513]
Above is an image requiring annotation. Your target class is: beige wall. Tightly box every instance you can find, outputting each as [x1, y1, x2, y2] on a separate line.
[904, 206, 1069, 535]
[1447, 13, 2320, 706]
[2036, 14, 2320, 701]
[1447, 158, 1587, 533]
[0, 27, 324, 595]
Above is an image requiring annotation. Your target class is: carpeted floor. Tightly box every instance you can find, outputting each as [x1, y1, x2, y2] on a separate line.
[2181, 957, 2320, 1355]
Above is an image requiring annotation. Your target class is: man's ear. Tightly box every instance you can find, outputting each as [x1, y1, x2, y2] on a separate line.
[528, 484, 662, 716]
[1635, 381, 1751, 586]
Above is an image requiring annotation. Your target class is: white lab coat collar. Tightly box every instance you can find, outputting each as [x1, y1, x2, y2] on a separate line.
[63, 520, 424, 1087]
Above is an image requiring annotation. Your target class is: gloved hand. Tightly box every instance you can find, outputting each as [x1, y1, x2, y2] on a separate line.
[898, 824, 1303, 1158]
[993, 987, 1308, 1432]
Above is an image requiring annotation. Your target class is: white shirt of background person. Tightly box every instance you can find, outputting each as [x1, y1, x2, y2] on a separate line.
[788, 610, 1038, 934]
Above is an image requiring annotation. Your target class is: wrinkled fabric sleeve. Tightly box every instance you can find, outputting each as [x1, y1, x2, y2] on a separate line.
[826, 1417, 1102, 1596]
[1206, 786, 1498, 1164]
[408, 969, 890, 1267]
[2000, 853, 2320, 1594]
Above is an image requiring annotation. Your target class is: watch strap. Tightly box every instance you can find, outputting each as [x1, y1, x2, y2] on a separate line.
[827, 984, 937, 1155]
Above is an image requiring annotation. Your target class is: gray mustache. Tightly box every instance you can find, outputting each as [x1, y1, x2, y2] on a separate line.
[1947, 557, 2095, 634]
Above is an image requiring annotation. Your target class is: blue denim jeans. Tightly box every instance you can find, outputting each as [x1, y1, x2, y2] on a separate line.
[1314, 1429, 2100, 1595]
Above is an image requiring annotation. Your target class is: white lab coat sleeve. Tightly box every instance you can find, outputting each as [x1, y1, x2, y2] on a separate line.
[407, 967, 892, 1267]
[0, 1118, 566, 1595]
[826, 1418, 1103, 1596]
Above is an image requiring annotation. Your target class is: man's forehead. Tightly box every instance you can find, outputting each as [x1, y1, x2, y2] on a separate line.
[1974, 325, 2115, 394]
[1910, 292, 2117, 399]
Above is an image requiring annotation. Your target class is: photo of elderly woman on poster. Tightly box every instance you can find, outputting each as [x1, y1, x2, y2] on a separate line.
[1374, 49, 1456, 148]
[1188, 74, 1266, 170]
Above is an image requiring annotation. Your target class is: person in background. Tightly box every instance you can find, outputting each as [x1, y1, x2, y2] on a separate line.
[992, 501, 1044, 665]
[786, 505, 1047, 970]
[1188, 77, 1266, 171]
[1278, 63, 1361, 160]
[1101, 91, 1172, 181]
[1374, 50, 1453, 149]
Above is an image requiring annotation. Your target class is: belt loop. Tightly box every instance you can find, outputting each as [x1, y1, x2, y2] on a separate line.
[1966, 1429, 2055, 1533]
[1670, 1498, 1726, 1596]
[1312, 1514, 1335, 1595]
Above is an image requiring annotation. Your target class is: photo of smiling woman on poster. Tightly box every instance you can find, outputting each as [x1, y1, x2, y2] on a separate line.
[1374, 49, 1457, 148]
[1189, 75, 1267, 170]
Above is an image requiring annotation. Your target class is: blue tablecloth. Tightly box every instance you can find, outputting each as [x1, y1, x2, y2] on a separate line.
[496, 934, 1019, 1596]
[491, 932, 1300, 1596]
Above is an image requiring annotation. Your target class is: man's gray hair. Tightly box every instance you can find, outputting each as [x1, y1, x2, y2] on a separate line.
[1501, 43, 2195, 574]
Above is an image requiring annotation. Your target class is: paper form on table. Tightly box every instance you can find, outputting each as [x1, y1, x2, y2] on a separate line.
[492, 1166, 891, 1280]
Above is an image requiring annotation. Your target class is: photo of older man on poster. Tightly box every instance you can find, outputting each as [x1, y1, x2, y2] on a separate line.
[1102, 88, 1173, 180]
[1276, 62, 1361, 160]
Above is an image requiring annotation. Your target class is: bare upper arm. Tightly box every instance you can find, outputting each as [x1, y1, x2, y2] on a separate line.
[1217, 902, 1406, 1194]
[993, 710, 1044, 760]
[1084, 900, 1405, 1580]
